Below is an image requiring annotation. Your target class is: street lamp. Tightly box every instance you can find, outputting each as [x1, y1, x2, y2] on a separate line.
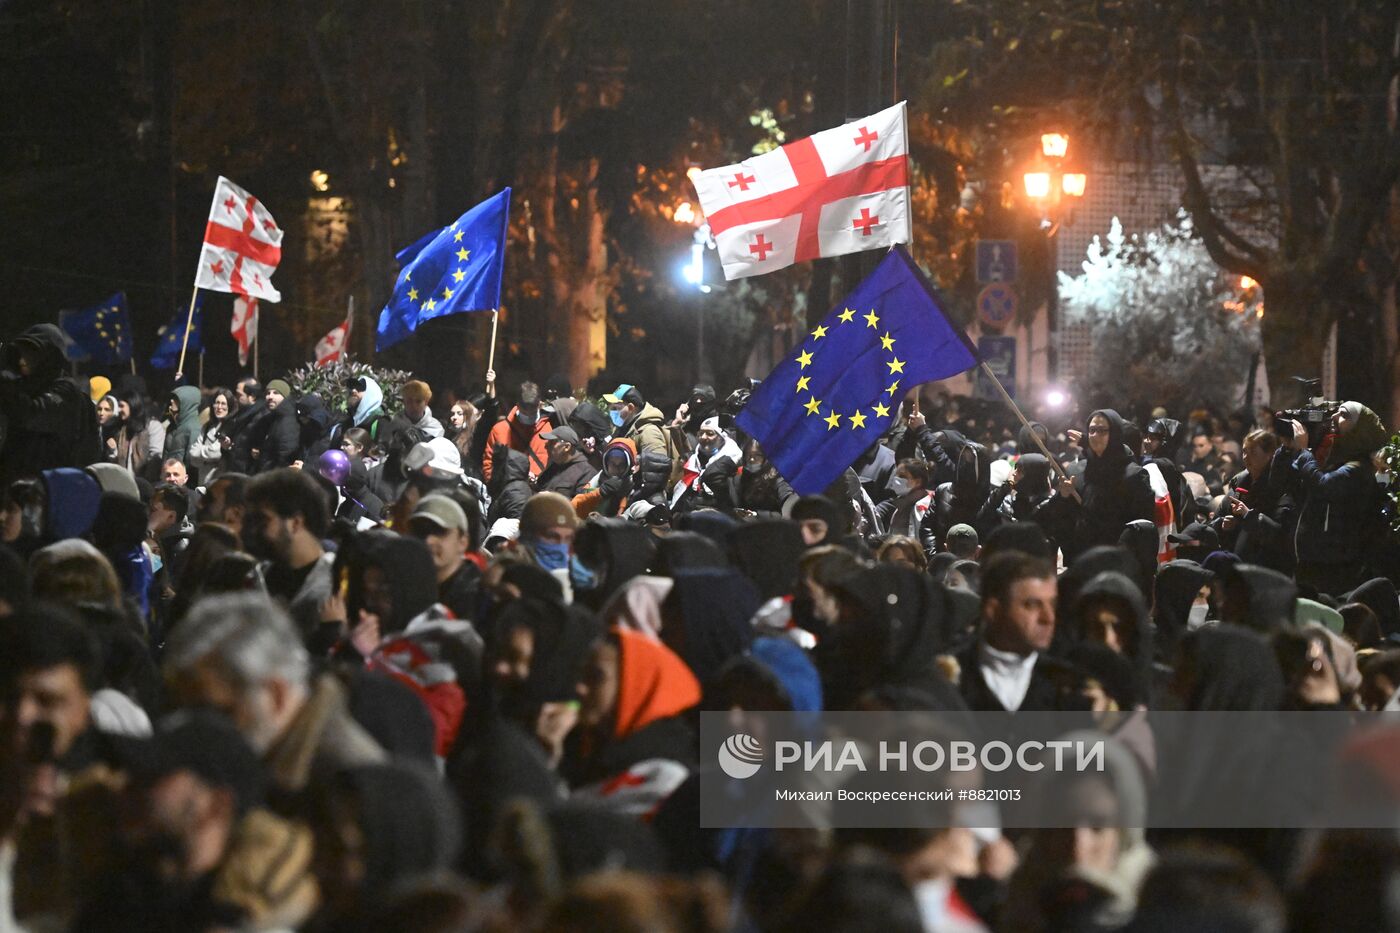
[1022, 133, 1088, 388]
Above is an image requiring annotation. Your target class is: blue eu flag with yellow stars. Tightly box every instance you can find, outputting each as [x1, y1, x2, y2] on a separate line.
[737, 247, 979, 495]
[150, 295, 204, 370]
[58, 292, 132, 365]
[377, 188, 511, 351]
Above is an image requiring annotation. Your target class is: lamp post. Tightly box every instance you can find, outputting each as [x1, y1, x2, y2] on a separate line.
[676, 174, 713, 382]
[1022, 133, 1088, 384]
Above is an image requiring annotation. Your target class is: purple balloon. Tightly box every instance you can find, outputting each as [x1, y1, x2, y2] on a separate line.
[318, 449, 351, 487]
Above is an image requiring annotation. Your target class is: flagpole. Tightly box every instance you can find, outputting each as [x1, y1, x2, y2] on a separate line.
[976, 361, 1082, 504]
[129, 358, 136, 376]
[175, 287, 199, 377]
[486, 308, 500, 375]
[253, 331, 260, 382]
[198, 349, 205, 389]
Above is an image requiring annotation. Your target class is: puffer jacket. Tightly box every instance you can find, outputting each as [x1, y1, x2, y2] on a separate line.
[486, 447, 532, 526]
[622, 403, 670, 459]
[162, 385, 203, 464]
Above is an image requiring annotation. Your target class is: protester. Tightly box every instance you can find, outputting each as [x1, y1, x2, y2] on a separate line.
[482, 380, 550, 482]
[402, 379, 444, 439]
[0, 324, 100, 482]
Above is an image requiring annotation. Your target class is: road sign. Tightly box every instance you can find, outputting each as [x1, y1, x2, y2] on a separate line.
[976, 239, 1018, 283]
[975, 335, 1017, 400]
[977, 282, 1018, 331]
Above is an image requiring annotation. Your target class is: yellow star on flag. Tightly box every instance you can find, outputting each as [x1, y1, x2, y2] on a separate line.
[443, 286, 454, 299]
[452, 268, 466, 282]
[873, 402, 891, 418]
[864, 310, 880, 328]
[407, 287, 419, 301]
[824, 411, 842, 430]
[881, 332, 896, 351]
[404, 271, 411, 281]
[811, 325, 828, 340]
[886, 380, 901, 396]
[453, 230, 464, 242]
[797, 350, 814, 369]
[887, 357, 905, 374]
[838, 308, 856, 323]
[456, 247, 470, 261]
[849, 411, 868, 429]
[803, 396, 822, 416]
[423, 298, 437, 311]
[796, 376, 810, 393]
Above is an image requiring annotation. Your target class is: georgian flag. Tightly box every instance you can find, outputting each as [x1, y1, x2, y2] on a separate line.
[315, 313, 351, 366]
[691, 102, 911, 280]
[231, 296, 258, 367]
[195, 176, 283, 302]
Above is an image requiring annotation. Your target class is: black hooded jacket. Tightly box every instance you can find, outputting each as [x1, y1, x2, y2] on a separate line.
[1045, 409, 1155, 560]
[1069, 570, 1153, 706]
[255, 398, 300, 471]
[1152, 559, 1214, 664]
[486, 447, 532, 526]
[928, 439, 992, 547]
[1222, 466, 1295, 575]
[0, 324, 100, 481]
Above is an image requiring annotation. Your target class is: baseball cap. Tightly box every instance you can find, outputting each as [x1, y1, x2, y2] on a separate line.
[946, 523, 979, 548]
[127, 709, 266, 815]
[602, 384, 642, 406]
[410, 494, 469, 534]
[404, 437, 464, 478]
[1168, 522, 1221, 550]
[541, 425, 581, 446]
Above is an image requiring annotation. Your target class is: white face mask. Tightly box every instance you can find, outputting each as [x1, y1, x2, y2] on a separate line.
[1187, 603, 1211, 630]
[888, 475, 911, 497]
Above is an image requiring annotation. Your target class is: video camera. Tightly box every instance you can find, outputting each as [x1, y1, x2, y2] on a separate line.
[1275, 377, 1340, 450]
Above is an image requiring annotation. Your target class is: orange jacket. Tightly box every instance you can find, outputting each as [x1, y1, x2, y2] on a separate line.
[482, 407, 550, 481]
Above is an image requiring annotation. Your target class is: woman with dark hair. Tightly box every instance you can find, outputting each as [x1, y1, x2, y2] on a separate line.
[96, 394, 122, 462]
[187, 386, 238, 484]
[111, 394, 153, 474]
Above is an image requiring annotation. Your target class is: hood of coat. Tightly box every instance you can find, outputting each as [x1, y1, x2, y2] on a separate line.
[351, 377, 384, 427]
[1084, 409, 1133, 480]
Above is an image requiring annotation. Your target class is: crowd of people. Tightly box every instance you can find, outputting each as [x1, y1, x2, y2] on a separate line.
[3, 316, 1400, 931]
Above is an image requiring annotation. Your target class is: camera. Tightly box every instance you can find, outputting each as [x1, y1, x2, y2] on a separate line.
[1275, 377, 1340, 450]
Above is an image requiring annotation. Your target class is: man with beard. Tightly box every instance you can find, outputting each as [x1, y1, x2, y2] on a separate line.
[668, 417, 741, 514]
[241, 468, 333, 636]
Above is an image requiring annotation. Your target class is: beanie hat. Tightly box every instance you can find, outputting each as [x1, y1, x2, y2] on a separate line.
[520, 492, 580, 538]
[88, 376, 112, 404]
[266, 379, 292, 399]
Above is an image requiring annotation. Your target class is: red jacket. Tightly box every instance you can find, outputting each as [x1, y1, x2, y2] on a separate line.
[482, 407, 550, 481]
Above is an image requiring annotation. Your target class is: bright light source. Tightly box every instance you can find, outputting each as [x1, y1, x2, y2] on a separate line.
[674, 201, 696, 225]
[1061, 173, 1087, 198]
[1041, 133, 1069, 158]
[1023, 172, 1052, 199]
[682, 242, 704, 286]
[1044, 388, 1068, 409]
[686, 166, 703, 183]
[310, 169, 330, 192]
[1240, 275, 1257, 290]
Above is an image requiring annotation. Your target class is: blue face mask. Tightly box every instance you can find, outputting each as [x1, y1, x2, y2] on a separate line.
[570, 555, 599, 591]
[609, 408, 624, 427]
[533, 539, 571, 571]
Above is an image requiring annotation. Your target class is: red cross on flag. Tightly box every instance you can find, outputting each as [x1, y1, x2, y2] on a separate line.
[691, 101, 911, 280]
[230, 296, 258, 366]
[195, 176, 284, 302]
[314, 312, 351, 366]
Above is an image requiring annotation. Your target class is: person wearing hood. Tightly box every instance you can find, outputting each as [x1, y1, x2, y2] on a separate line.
[603, 384, 670, 459]
[1044, 410, 1156, 562]
[1151, 559, 1215, 668]
[978, 451, 1058, 543]
[485, 445, 532, 526]
[1067, 570, 1153, 707]
[573, 518, 656, 611]
[96, 394, 122, 461]
[573, 437, 640, 520]
[161, 385, 203, 466]
[327, 374, 385, 452]
[851, 439, 898, 505]
[254, 379, 300, 472]
[483, 380, 550, 482]
[669, 417, 742, 514]
[659, 566, 761, 687]
[1274, 400, 1388, 596]
[0, 323, 100, 482]
[564, 626, 701, 817]
[669, 383, 718, 451]
[928, 438, 992, 550]
[730, 438, 797, 518]
[294, 393, 334, 464]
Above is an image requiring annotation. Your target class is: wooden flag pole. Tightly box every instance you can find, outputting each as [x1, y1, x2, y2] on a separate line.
[486, 308, 500, 374]
[198, 349, 205, 389]
[976, 361, 1082, 504]
[175, 288, 200, 377]
[253, 328, 260, 381]
[129, 358, 137, 376]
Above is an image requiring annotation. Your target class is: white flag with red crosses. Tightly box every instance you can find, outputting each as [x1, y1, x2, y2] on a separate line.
[314, 312, 351, 366]
[691, 101, 911, 281]
[195, 176, 284, 302]
[230, 296, 258, 367]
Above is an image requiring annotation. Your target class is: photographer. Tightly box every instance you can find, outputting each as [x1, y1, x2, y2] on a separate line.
[0, 324, 99, 483]
[1274, 401, 1388, 596]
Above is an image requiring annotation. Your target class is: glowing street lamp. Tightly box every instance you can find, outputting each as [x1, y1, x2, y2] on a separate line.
[1022, 171, 1052, 200]
[1060, 172, 1087, 199]
[674, 201, 696, 225]
[1040, 133, 1069, 158]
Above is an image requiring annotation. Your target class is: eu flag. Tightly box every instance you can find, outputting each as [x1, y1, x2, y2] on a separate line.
[58, 292, 132, 365]
[150, 296, 204, 370]
[377, 188, 511, 351]
[737, 247, 978, 495]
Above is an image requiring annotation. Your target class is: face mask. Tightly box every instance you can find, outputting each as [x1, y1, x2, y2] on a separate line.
[888, 476, 911, 497]
[570, 555, 599, 591]
[533, 539, 570, 571]
[1188, 603, 1210, 630]
[609, 409, 624, 428]
[518, 409, 538, 426]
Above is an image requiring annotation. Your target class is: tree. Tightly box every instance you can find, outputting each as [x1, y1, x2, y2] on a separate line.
[1058, 214, 1260, 419]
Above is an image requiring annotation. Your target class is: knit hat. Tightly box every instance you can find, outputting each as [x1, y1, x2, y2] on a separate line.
[88, 375, 111, 404]
[520, 491, 579, 538]
[266, 378, 292, 399]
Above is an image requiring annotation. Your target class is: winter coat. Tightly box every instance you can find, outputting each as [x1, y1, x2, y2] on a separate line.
[486, 447, 532, 526]
[482, 406, 550, 481]
[0, 323, 100, 482]
[621, 402, 671, 459]
[537, 453, 595, 499]
[256, 399, 301, 471]
[223, 399, 267, 474]
[1222, 467, 1295, 574]
[573, 438, 640, 519]
[187, 417, 228, 484]
[669, 434, 743, 513]
[1044, 410, 1156, 561]
[162, 385, 202, 464]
